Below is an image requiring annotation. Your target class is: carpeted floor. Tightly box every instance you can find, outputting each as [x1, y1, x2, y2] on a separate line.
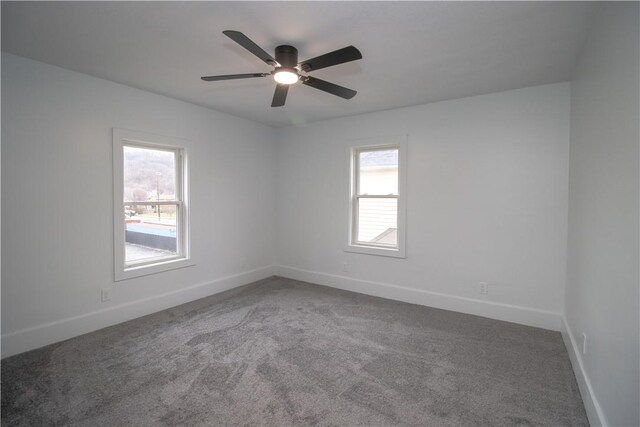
[2, 276, 588, 426]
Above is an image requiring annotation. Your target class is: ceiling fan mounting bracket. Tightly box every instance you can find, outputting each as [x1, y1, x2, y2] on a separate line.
[274, 45, 298, 68]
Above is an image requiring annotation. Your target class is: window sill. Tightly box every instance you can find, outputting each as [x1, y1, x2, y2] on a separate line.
[115, 257, 195, 281]
[344, 244, 406, 258]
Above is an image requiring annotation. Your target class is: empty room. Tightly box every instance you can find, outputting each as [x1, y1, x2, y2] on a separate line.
[1, 1, 638, 426]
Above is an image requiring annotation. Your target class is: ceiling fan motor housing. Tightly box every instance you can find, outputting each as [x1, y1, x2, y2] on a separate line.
[275, 45, 298, 68]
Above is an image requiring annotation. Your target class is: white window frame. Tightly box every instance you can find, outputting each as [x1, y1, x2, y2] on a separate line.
[345, 135, 407, 258]
[113, 128, 193, 281]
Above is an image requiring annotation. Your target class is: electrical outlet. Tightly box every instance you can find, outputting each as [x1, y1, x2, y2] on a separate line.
[101, 287, 112, 302]
[478, 282, 488, 295]
[582, 332, 587, 355]
[342, 262, 349, 272]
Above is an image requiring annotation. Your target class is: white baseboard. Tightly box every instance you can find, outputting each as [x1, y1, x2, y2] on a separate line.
[561, 316, 607, 427]
[1, 266, 277, 359]
[274, 265, 562, 331]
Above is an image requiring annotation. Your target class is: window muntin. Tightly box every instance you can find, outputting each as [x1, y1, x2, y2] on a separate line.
[346, 137, 406, 258]
[113, 129, 191, 281]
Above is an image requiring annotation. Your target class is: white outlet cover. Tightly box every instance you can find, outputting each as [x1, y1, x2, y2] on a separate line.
[101, 288, 112, 302]
[478, 282, 488, 295]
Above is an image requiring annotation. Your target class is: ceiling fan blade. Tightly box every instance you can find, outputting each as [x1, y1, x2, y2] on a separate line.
[201, 73, 270, 81]
[302, 76, 357, 99]
[271, 84, 289, 107]
[223, 30, 278, 66]
[298, 46, 362, 72]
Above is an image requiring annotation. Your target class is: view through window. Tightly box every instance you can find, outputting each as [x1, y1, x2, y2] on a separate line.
[123, 144, 182, 266]
[354, 147, 399, 247]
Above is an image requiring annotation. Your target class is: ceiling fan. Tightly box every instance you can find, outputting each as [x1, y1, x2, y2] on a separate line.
[201, 30, 363, 107]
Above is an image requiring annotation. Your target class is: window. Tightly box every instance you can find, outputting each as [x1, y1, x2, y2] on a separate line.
[346, 136, 407, 258]
[113, 129, 191, 280]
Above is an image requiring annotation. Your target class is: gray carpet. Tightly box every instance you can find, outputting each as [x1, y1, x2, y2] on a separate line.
[2, 276, 588, 426]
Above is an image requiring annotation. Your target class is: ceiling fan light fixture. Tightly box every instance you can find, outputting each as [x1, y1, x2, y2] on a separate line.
[273, 68, 299, 85]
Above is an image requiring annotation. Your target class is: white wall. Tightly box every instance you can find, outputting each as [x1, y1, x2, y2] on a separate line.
[564, 3, 640, 426]
[1, 53, 277, 357]
[275, 83, 570, 330]
[2, 54, 572, 355]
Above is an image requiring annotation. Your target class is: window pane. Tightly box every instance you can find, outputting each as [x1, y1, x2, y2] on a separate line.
[123, 145, 176, 202]
[357, 198, 398, 246]
[125, 204, 178, 264]
[358, 149, 398, 195]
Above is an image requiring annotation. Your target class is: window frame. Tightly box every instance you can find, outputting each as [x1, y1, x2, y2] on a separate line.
[113, 128, 193, 281]
[345, 135, 407, 258]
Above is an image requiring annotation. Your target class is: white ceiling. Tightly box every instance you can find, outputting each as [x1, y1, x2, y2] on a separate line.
[2, 1, 596, 127]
